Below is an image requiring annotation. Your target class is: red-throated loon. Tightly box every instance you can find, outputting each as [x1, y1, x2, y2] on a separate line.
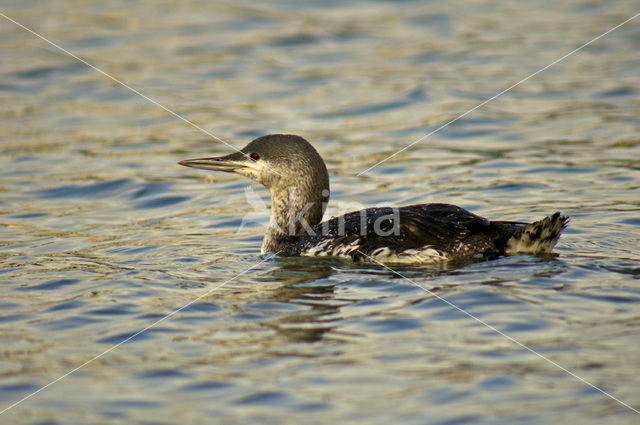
[179, 134, 569, 263]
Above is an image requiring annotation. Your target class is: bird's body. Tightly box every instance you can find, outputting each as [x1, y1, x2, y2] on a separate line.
[179, 134, 568, 264]
[282, 204, 567, 263]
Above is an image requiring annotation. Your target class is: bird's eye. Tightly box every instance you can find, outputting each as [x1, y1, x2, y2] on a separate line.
[249, 152, 260, 161]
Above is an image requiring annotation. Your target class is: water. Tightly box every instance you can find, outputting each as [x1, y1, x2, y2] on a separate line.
[1, 0, 640, 423]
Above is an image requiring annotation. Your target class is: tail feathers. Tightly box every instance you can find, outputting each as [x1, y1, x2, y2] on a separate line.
[505, 212, 569, 255]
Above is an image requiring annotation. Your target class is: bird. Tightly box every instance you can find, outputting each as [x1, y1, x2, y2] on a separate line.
[179, 134, 568, 264]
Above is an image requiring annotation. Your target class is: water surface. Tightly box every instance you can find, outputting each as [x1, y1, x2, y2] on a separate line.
[1, 1, 640, 424]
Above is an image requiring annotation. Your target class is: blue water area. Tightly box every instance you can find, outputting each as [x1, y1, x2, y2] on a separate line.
[33, 179, 133, 199]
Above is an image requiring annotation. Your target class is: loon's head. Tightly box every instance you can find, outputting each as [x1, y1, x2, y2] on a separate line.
[179, 134, 325, 191]
[179, 134, 330, 249]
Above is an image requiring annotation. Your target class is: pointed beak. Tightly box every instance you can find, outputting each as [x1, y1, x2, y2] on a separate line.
[178, 151, 249, 173]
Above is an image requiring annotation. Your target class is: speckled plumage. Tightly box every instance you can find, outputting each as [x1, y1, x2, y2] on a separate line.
[283, 204, 568, 263]
[179, 134, 569, 263]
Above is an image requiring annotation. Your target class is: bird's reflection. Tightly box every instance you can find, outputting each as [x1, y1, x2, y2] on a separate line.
[262, 257, 346, 344]
[253, 253, 570, 346]
[240, 257, 378, 343]
[257, 256, 450, 345]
